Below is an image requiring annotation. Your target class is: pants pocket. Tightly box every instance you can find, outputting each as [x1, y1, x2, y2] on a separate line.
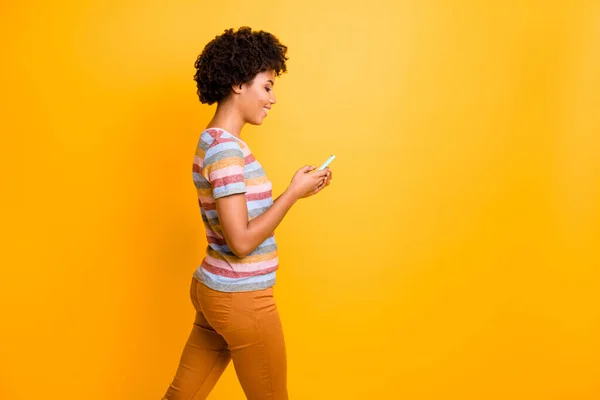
[197, 283, 233, 332]
[189, 277, 201, 311]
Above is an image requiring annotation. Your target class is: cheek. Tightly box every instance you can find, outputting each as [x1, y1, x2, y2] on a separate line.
[242, 93, 258, 111]
[256, 88, 270, 103]
[246, 90, 263, 107]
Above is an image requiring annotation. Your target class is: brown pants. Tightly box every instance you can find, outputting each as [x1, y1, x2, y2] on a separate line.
[163, 278, 288, 400]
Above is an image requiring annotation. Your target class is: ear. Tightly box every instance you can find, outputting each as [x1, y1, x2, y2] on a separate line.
[231, 83, 244, 94]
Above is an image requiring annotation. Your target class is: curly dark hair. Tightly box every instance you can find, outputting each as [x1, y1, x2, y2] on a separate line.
[193, 27, 289, 105]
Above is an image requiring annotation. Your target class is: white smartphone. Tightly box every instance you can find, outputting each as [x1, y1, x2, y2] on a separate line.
[317, 154, 336, 170]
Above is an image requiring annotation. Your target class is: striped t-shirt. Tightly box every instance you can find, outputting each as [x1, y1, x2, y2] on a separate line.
[191, 128, 278, 292]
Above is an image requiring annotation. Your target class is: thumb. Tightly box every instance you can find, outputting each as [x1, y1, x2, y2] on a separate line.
[301, 165, 316, 173]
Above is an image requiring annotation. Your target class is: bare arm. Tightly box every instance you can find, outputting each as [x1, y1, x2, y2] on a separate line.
[217, 166, 332, 258]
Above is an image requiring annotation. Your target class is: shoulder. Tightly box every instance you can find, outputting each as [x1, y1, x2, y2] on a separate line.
[201, 130, 247, 167]
[201, 129, 240, 150]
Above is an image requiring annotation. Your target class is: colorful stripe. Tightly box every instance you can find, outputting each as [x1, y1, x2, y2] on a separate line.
[192, 128, 279, 292]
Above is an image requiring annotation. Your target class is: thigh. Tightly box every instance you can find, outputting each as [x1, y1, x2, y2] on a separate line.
[225, 288, 288, 400]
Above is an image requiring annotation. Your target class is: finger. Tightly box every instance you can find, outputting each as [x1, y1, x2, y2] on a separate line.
[314, 169, 329, 178]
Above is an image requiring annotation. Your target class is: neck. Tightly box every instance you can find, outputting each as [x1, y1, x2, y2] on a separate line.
[206, 100, 245, 139]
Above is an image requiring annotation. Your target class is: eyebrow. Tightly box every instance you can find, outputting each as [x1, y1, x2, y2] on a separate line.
[267, 80, 274, 86]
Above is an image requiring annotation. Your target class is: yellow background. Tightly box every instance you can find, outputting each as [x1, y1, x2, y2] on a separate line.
[2, 1, 599, 399]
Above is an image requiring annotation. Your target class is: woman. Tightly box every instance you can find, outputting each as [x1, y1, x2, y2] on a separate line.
[163, 27, 332, 400]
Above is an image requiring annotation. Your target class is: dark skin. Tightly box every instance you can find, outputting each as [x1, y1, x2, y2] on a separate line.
[206, 70, 333, 258]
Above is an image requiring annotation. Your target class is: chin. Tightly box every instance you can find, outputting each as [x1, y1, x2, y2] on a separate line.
[248, 117, 265, 126]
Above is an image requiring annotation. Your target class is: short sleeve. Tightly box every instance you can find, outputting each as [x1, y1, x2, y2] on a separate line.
[201, 139, 247, 199]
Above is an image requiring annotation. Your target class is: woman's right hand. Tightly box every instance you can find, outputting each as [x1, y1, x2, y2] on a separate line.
[287, 166, 332, 200]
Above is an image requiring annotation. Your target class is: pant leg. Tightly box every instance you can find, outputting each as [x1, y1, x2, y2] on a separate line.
[163, 279, 231, 400]
[198, 283, 288, 400]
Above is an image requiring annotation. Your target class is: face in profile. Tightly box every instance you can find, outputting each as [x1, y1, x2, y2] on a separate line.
[235, 70, 277, 125]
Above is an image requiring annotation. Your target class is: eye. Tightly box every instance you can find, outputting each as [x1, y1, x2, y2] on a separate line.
[265, 87, 272, 93]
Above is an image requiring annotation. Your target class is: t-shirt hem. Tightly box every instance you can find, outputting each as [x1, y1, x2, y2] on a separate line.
[193, 269, 276, 293]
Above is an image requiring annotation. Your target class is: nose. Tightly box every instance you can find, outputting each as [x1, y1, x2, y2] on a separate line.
[270, 94, 276, 105]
